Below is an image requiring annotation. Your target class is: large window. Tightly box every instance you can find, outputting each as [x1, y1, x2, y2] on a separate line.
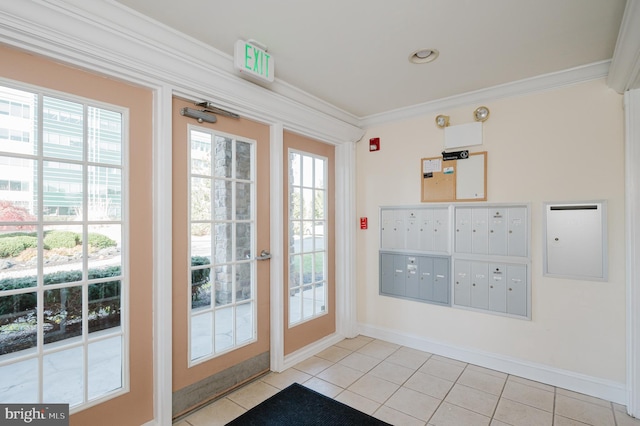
[0, 84, 127, 410]
[288, 150, 328, 326]
[188, 126, 257, 364]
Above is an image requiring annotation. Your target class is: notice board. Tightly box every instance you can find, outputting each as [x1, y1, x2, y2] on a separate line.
[421, 151, 487, 202]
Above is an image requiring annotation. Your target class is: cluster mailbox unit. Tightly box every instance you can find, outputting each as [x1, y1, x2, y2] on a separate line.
[379, 203, 531, 319]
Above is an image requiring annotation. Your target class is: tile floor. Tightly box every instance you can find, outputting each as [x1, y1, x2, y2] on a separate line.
[174, 335, 640, 426]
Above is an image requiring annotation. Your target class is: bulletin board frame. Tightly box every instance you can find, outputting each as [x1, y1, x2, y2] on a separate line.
[421, 151, 487, 202]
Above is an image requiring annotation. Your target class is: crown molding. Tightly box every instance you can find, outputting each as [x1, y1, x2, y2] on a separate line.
[0, 0, 364, 144]
[608, 0, 640, 93]
[359, 60, 611, 128]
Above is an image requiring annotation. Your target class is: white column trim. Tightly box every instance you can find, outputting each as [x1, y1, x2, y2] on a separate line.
[335, 142, 358, 338]
[269, 124, 285, 373]
[625, 88, 640, 417]
[152, 85, 173, 426]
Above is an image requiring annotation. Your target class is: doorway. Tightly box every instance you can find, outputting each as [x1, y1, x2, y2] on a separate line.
[171, 98, 271, 416]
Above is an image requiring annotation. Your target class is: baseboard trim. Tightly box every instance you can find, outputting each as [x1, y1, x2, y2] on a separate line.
[280, 332, 346, 372]
[358, 322, 626, 405]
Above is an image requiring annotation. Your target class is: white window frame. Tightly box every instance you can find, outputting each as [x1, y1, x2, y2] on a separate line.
[187, 125, 258, 366]
[287, 148, 329, 328]
[0, 78, 130, 413]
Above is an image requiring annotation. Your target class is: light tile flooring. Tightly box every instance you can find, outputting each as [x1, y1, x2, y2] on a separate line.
[175, 335, 640, 426]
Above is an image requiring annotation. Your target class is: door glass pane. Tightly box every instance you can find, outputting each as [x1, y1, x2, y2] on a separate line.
[44, 286, 83, 345]
[43, 346, 83, 405]
[288, 151, 328, 326]
[0, 292, 37, 355]
[88, 281, 121, 333]
[191, 177, 211, 221]
[88, 165, 122, 221]
[43, 96, 83, 161]
[88, 106, 122, 166]
[0, 84, 127, 409]
[43, 224, 83, 282]
[88, 335, 122, 400]
[0, 358, 38, 403]
[189, 128, 256, 364]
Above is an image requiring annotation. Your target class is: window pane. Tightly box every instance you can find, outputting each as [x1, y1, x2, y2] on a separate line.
[190, 130, 212, 176]
[315, 284, 326, 315]
[290, 187, 301, 220]
[302, 285, 313, 320]
[236, 302, 253, 344]
[88, 224, 121, 272]
[191, 177, 211, 221]
[235, 141, 251, 180]
[214, 306, 233, 352]
[0, 292, 37, 355]
[214, 264, 233, 307]
[43, 96, 83, 161]
[214, 223, 232, 264]
[236, 262, 251, 302]
[88, 335, 122, 400]
[191, 312, 213, 360]
[314, 158, 324, 189]
[88, 107, 122, 166]
[43, 346, 83, 406]
[314, 190, 325, 219]
[88, 281, 121, 333]
[191, 223, 211, 262]
[42, 225, 83, 283]
[302, 188, 313, 220]
[0, 157, 38, 217]
[214, 136, 232, 178]
[302, 155, 313, 188]
[191, 267, 211, 310]
[0, 86, 37, 156]
[235, 182, 251, 220]
[0, 358, 38, 403]
[289, 152, 301, 186]
[214, 179, 232, 220]
[236, 223, 251, 261]
[43, 161, 83, 219]
[44, 286, 83, 345]
[88, 166, 122, 221]
[0, 225, 38, 289]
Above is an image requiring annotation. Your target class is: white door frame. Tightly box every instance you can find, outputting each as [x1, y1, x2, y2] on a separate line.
[625, 88, 640, 418]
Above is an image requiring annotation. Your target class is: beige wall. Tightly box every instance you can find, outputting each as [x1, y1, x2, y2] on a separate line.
[356, 79, 626, 383]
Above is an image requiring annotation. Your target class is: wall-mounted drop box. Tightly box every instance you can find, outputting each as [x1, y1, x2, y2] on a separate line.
[543, 201, 607, 281]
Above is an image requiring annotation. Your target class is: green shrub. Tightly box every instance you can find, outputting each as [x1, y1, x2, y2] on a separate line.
[0, 235, 38, 257]
[191, 256, 211, 285]
[43, 230, 79, 249]
[0, 231, 37, 239]
[86, 233, 117, 249]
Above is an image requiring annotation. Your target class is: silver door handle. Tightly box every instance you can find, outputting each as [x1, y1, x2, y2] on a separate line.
[256, 250, 271, 260]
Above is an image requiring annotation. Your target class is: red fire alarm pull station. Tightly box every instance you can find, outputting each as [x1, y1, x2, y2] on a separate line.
[369, 137, 380, 152]
[360, 217, 368, 229]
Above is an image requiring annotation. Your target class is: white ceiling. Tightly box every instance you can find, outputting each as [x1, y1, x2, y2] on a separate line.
[115, 0, 627, 118]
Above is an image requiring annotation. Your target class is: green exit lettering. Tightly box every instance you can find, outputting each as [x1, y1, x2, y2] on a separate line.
[244, 44, 271, 79]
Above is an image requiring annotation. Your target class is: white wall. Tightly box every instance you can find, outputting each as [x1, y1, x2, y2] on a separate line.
[356, 79, 626, 390]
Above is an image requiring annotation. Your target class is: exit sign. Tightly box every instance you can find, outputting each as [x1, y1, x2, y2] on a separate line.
[234, 40, 274, 83]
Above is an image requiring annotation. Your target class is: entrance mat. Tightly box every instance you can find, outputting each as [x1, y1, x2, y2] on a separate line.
[225, 382, 391, 425]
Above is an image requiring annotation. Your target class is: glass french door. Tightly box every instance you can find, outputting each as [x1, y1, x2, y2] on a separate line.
[171, 97, 271, 414]
[0, 44, 154, 426]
